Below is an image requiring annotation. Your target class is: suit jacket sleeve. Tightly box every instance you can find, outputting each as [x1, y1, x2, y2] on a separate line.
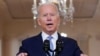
[17, 40, 29, 55]
[74, 40, 83, 56]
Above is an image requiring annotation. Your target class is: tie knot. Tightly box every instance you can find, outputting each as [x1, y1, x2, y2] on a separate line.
[47, 36, 53, 40]
[47, 36, 54, 51]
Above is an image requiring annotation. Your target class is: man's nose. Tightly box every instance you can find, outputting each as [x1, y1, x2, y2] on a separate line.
[47, 15, 52, 21]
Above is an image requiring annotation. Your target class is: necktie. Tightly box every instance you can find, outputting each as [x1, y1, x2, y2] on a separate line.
[48, 36, 54, 56]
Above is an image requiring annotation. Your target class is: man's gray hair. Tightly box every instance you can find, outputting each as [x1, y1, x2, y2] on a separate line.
[32, 2, 60, 18]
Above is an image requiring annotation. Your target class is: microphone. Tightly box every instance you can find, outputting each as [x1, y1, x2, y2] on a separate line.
[43, 40, 50, 56]
[43, 39, 63, 56]
[55, 39, 63, 56]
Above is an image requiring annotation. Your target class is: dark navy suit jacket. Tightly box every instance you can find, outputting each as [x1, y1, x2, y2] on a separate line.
[18, 33, 82, 56]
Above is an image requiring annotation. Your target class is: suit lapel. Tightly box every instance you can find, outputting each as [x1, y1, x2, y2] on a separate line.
[36, 32, 47, 56]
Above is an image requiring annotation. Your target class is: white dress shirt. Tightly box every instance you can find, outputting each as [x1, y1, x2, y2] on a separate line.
[42, 31, 58, 50]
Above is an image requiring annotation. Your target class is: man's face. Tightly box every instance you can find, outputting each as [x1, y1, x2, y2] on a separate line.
[37, 4, 60, 33]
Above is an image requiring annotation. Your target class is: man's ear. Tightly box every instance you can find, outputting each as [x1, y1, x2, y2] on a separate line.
[37, 18, 41, 26]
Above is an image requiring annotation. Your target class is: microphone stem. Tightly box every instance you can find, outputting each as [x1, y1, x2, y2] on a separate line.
[52, 51, 54, 56]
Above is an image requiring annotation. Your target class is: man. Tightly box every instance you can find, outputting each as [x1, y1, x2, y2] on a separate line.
[17, 3, 87, 56]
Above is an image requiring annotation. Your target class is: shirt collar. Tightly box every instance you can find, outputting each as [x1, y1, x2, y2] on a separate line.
[42, 31, 58, 42]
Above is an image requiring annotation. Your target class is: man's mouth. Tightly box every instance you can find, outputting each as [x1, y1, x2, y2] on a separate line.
[46, 23, 53, 26]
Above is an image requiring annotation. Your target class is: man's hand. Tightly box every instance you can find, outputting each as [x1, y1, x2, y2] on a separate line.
[17, 53, 28, 56]
[17, 52, 87, 56]
[81, 54, 88, 56]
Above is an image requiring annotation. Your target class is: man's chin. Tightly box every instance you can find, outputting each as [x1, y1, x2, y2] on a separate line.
[47, 29, 56, 32]
[47, 29, 54, 32]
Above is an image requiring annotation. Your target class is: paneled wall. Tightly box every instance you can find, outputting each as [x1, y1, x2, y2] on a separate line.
[0, 19, 3, 38]
[0, 19, 3, 56]
[89, 37, 100, 56]
[10, 38, 21, 56]
[0, 40, 1, 56]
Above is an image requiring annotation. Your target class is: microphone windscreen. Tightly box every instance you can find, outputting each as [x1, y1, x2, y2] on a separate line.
[56, 39, 63, 52]
[43, 40, 50, 52]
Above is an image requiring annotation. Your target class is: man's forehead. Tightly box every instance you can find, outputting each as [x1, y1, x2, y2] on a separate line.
[39, 3, 58, 10]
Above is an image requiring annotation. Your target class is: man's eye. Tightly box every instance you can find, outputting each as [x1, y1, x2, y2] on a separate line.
[50, 13, 56, 16]
[43, 14, 47, 17]
[51, 14, 55, 16]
